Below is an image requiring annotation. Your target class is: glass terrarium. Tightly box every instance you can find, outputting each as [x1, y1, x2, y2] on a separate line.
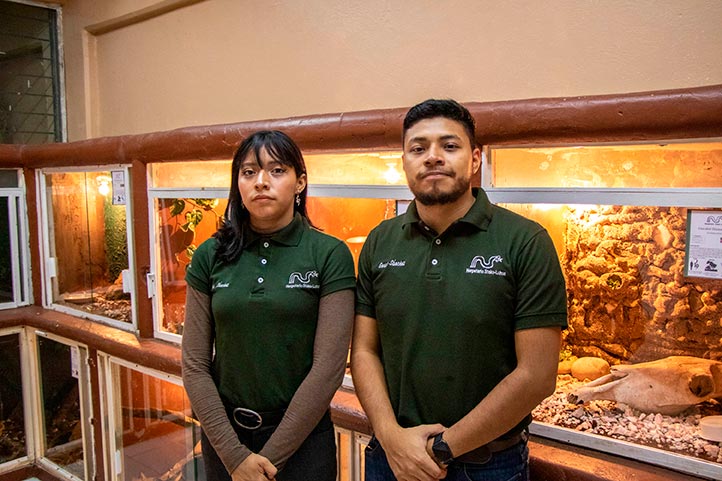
[101, 358, 201, 481]
[41, 168, 135, 328]
[36, 334, 92, 480]
[0, 330, 26, 465]
[488, 141, 722, 479]
[149, 161, 231, 339]
[149, 154, 408, 340]
[0, 169, 29, 309]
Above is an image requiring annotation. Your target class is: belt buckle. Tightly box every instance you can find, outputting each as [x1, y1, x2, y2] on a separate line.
[232, 407, 263, 430]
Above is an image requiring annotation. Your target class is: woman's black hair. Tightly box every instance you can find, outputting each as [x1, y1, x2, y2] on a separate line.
[213, 130, 311, 264]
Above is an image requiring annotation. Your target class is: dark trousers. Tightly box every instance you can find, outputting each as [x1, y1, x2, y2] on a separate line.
[201, 412, 336, 481]
[364, 435, 529, 481]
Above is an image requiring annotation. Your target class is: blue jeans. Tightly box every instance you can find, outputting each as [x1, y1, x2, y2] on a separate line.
[364, 436, 529, 481]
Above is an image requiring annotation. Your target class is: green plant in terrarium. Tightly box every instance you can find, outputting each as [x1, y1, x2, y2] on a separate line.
[168, 198, 222, 264]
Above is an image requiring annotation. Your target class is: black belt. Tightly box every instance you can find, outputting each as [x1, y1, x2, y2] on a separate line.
[225, 405, 286, 430]
[454, 429, 528, 464]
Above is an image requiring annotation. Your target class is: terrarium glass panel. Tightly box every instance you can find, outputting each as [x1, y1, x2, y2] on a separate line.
[112, 363, 201, 481]
[153, 195, 399, 335]
[45, 171, 132, 323]
[38, 337, 84, 478]
[0, 170, 19, 188]
[0, 197, 12, 303]
[501, 202, 722, 467]
[150, 161, 230, 188]
[491, 142, 722, 188]
[0, 333, 25, 464]
[305, 152, 406, 186]
[306, 197, 400, 269]
[155, 197, 227, 335]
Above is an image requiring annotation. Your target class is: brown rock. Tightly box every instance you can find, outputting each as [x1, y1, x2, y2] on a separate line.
[571, 357, 611, 381]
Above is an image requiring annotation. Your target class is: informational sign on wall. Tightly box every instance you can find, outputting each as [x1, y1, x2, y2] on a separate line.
[111, 170, 126, 205]
[685, 209, 722, 279]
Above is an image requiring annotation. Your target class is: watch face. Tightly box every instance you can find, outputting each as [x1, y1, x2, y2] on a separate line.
[432, 433, 453, 465]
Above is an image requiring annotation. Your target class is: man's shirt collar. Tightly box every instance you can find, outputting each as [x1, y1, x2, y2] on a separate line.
[402, 188, 493, 234]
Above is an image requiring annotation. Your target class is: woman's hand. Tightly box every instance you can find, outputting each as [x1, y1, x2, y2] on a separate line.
[231, 453, 278, 481]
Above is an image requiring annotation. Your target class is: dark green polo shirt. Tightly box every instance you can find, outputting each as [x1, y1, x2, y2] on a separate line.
[356, 189, 567, 433]
[186, 214, 355, 411]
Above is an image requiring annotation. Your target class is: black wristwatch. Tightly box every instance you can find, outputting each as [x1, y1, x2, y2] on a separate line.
[431, 432, 454, 466]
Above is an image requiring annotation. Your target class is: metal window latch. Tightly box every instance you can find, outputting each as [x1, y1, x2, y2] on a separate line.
[146, 272, 155, 298]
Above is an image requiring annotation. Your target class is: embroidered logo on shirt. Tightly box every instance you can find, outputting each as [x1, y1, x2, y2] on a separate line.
[378, 259, 406, 269]
[286, 270, 320, 289]
[212, 281, 230, 290]
[466, 255, 506, 276]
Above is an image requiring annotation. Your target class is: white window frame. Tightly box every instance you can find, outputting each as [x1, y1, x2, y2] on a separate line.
[2, 0, 67, 142]
[37, 165, 138, 331]
[0, 170, 31, 309]
[98, 354, 199, 481]
[147, 186, 229, 343]
[0, 327, 31, 474]
[147, 182, 413, 342]
[27, 329, 94, 481]
[483, 141, 722, 480]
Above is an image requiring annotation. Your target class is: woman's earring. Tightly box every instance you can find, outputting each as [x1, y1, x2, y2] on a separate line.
[295, 194, 301, 206]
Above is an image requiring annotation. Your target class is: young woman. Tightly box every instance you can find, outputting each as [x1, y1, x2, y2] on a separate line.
[182, 130, 355, 481]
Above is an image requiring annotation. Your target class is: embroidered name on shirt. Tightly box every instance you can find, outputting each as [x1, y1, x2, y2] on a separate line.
[378, 259, 406, 269]
[286, 270, 320, 289]
[466, 255, 506, 276]
[212, 281, 230, 290]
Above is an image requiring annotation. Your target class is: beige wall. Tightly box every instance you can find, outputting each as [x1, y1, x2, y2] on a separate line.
[60, 0, 722, 141]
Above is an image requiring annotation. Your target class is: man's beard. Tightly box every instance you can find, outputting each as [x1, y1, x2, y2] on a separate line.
[411, 173, 471, 206]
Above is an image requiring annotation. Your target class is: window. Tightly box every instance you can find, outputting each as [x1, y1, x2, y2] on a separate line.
[99, 357, 202, 481]
[0, 169, 30, 309]
[0, 0, 64, 144]
[148, 160, 230, 340]
[39, 167, 137, 329]
[31, 332, 93, 481]
[148, 154, 410, 341]
[0, 329, 27, 467]
[487, 141, 722, 479]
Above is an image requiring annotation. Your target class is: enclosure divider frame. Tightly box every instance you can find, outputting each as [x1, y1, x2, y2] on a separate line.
[147, 182, 414, 342]
[16, 170, 32, 305]
[97, 353, 191, 481]
[97, 352, 123, 481]
[0, 184, 31, 309]
[334, 427, 370, 481]
[146, 186, 229, 343]
[484, 187, 722, 208]
[23, 327, 43, 467]
[35, 165, 138, 332]
[0, 327, 31, 474]
[481, 140, 722, 480]
[31, 329, 95, 481]
[305, 184, 414, 200]
[530, 422, 722, 480]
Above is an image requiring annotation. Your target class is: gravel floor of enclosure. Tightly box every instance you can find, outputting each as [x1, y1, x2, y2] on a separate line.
[532, 374, 722, 463]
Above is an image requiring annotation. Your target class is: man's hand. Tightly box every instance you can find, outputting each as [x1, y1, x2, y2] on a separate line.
[230, 453, 277, 481]
[378, 424, 447, 481]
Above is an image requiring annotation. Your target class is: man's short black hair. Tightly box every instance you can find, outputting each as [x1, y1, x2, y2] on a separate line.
[402, 99, 476, 147]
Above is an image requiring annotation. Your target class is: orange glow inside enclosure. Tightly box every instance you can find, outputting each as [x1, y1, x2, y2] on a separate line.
[306, 197, 397, 269]
[304, 152, 406, 185]
[150, 161, 231, 188]
[491, 142, 722, 188]
[149, 151, 405, 189]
